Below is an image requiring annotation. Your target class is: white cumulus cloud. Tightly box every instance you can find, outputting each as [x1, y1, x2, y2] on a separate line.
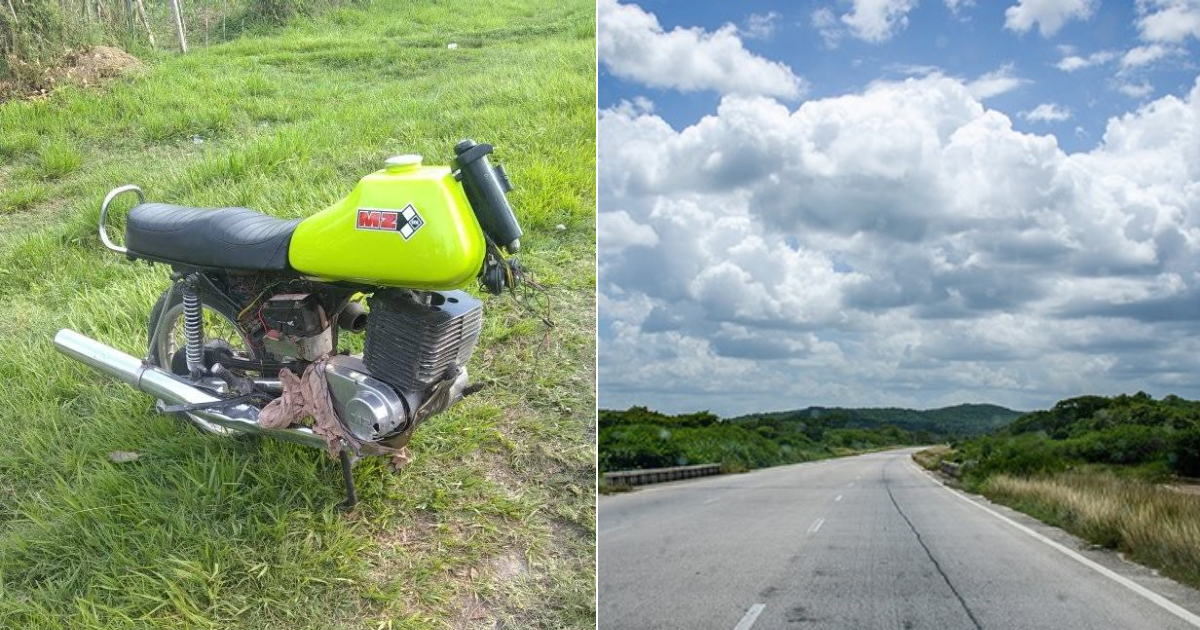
[945, 0, 976, 14]
[1004, 0, 1097, 37]
[598, 210, 660, 252]
[741, 11, 781, 40]
[966, 64, 1027, 99]
[597, 0, 805, 99]
[812, 7, 844, 47]
[1055, 49, 1116, 71]
[1021, 102, 1072, 122]
[599, 72, 1200, 414]
[1118, 81, 1155, 98]
[841, 0, 919, 42]
[1136, 0, 1200, 44]
[1120, 43, 1175, 69]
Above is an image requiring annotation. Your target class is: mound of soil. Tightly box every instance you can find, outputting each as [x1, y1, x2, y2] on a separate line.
[48, 46, 142, 87]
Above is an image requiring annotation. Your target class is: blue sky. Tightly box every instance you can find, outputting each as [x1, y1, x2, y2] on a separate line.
[597, 0, 1200, 416]
[599, 1, 1199, 154]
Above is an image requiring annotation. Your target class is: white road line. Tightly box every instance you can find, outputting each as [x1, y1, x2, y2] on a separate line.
[599, 522, 630, 537]
[911, 462, 1200, 628]
[704, 497, 722, 504]
[835, 494, 843, 502]
[807, 518, 825, 534]
[732, 603, 765, 630]
[847, 482, 855, 487]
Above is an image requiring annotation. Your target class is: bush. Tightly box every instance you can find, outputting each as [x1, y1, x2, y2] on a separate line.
[1171, 429, 1200, 477]
[598, 424, 685, 472]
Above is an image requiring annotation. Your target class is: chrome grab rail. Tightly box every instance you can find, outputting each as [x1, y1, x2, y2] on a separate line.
[99, 184, 144, 255]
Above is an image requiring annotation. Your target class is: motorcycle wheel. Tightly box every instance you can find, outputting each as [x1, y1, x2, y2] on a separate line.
[147, 288, 263, 436]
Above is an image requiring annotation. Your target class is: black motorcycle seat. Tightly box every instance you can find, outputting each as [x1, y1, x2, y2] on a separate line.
[125, 203, 300, 271]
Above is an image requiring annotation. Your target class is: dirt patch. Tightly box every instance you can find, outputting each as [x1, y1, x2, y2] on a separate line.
[366, 512, 439, 581]
[2, 46, 143, 100]
[487, 551, 528, 582]
[451, 593, 495, 630]
[449, 550, 529, 629]
[48, 46, 143, 88]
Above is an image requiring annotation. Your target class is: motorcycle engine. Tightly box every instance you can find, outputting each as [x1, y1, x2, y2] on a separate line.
[251, 289, 481, 444]
[260, 292, 333, 361]
[364, 289, 483, 391]
[317, 289, 481, 443]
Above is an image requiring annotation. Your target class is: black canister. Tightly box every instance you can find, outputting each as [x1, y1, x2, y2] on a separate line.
[454, 139, 524, 253]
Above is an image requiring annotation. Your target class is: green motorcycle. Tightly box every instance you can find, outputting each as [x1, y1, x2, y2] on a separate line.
[54, 139, 524, 507]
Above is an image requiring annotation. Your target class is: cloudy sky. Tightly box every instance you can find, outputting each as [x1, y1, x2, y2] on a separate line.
[597, 0, 1200, 416]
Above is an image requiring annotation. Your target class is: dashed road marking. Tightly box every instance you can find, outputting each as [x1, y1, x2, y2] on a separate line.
[807, 518, 826, 534]
[733, 603, 765, 630]
[599, 522, 631, 537]
[835, 494, 843, 502]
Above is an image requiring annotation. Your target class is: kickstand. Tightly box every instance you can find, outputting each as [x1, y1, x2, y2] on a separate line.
[338, 450, 358, 511]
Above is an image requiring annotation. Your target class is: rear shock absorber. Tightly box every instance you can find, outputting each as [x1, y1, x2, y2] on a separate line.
[181, 279, 205, 379]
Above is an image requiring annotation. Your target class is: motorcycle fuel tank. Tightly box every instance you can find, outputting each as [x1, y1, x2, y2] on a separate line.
[288, 154, 486, 289]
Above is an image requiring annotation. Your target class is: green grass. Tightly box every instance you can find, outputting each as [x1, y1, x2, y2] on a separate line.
[35, 140, 84, 179]
[0, 1, 596, 628]
[0, 183, 49, 214]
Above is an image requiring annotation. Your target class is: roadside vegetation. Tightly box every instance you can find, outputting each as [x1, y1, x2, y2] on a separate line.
[0, 1, 595, 628]
[918, 392, 1200, 591]
[598, 404, 1018, 478]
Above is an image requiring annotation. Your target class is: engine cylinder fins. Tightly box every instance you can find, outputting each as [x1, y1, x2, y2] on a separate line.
[363, 289, 483, 391]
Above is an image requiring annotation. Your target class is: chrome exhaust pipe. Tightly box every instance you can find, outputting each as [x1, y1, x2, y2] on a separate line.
[53, 328, 327, 450]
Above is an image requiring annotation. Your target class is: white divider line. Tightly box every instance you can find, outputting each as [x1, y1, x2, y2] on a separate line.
[911, 462, 1200, 629]
[807, 517, 825, 534]
[705, 497, 722, 504]
[598, 522, 630, 537]
[835, 494, 844, 502]
[733, 603, 766, 630]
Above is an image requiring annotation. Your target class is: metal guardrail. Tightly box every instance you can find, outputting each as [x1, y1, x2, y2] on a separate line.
[602, 463, 721, 487]
[940, 461, 962, 477]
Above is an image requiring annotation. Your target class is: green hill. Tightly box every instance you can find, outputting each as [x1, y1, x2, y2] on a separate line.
[599, 403, 1021, 474]
[728, 403, 1022, 439]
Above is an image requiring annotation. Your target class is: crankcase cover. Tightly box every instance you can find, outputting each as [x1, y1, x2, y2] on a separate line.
[324, 355, 408, 441]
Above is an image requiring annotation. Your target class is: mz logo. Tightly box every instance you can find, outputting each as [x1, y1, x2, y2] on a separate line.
[356, 204, 424, 240]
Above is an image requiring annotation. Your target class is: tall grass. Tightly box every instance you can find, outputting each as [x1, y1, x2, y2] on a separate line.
[985, 472, 1200, 588]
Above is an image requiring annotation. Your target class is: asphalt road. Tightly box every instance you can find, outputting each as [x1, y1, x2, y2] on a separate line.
[598, 448, 1200, 630]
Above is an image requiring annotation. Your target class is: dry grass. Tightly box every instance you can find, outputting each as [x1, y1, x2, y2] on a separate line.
[913, 445, 952, 471]
[985, 471, 1200, 588]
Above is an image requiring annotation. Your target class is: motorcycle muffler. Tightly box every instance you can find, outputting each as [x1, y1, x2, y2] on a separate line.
[53, 328, 327, 450]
